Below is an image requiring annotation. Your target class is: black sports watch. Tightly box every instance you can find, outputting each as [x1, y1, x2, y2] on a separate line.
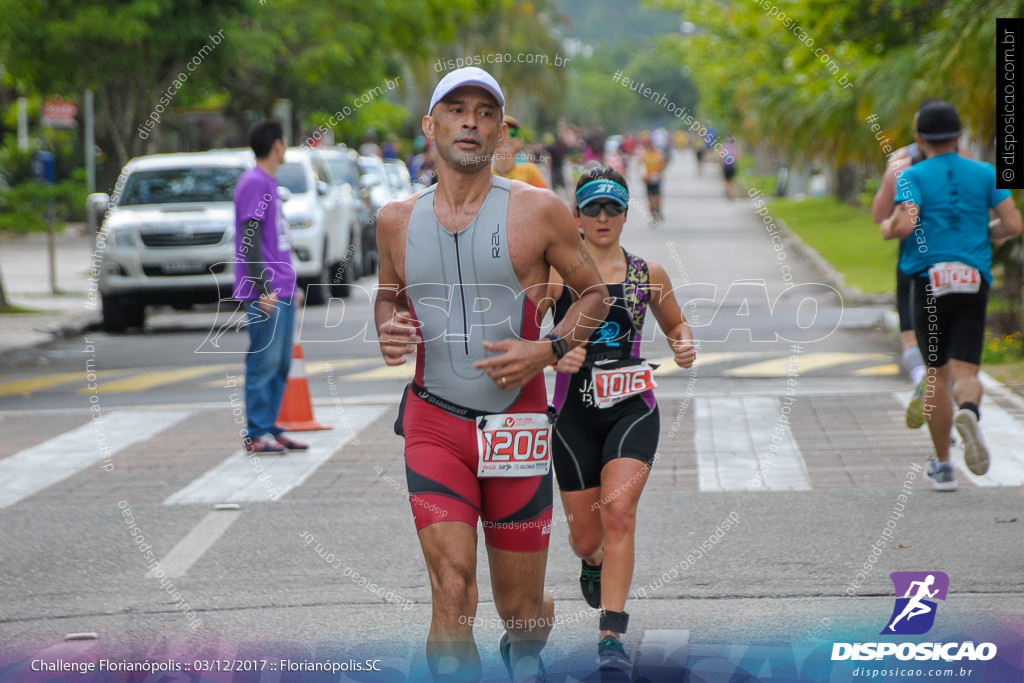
[546, 333, 569, 361]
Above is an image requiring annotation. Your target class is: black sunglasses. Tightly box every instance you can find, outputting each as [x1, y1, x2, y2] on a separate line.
[579, 201, 626, 218]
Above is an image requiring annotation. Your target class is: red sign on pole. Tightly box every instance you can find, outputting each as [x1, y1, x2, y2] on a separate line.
[42, 99, 78, 128]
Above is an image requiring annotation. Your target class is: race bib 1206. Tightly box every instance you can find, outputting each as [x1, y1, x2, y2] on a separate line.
[476, 413, 551, 477]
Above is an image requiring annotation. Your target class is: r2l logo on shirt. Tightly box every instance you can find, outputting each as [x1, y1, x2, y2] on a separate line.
[476, 413, 551, 477]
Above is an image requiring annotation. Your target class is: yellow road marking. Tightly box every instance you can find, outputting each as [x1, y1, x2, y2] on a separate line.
[725, 352, 894, 377]
[201, 358, 367, 388]
[854, 364, 901, 376]
[651, 352, 771, 375]
[78, 363, 239, 394]
[0, 370, 126, 398]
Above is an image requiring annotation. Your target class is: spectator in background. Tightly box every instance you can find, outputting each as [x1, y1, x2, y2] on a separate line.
[359, 130, 382, 157]
[620, 132, 637, 173]
[232, 120, 308, 456]
[651, 123, 671, 161]
[583, 126, 605, 165]
[406, 136, 428, 182]
[493, 115, 547, 188]
[546, 130, 570, 202]
[382, 133, 400, 161]
[639, 131, 665, 223]
[721, 136, 741, 199]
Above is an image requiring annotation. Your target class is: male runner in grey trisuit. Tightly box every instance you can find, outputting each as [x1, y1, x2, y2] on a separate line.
[375, 67, 608, 682]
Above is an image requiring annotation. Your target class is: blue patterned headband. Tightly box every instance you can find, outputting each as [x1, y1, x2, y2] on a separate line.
[576, 179, 629, 209]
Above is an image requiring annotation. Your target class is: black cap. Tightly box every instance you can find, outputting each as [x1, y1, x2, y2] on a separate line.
[916, 102, 961, 141]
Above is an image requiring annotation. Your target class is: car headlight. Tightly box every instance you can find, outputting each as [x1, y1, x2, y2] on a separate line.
[288, 216, 313, 230]
[103, 227, 137, 247]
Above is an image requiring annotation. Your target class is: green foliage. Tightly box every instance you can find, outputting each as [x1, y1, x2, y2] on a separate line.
[563, 37, 698, 133]
[0, 170, 88, 232]
[982, 331, 1024, 365]
[766, 196, 897, 294]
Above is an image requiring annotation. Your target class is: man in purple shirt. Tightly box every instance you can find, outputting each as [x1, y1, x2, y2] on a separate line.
[234, 120, 307, 455]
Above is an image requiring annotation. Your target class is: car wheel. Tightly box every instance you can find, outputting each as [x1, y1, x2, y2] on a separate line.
[304, 255, 331, 306]
[330, 257, 354, 299]
[101, 295, 127, 333]
[363, 223, 378, 274]
[124, 299, 146, 328]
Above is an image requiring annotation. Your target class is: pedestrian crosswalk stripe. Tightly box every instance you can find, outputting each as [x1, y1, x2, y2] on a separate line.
[696, 397, 810, 491]
[953, 396, 1024, 487]
[725, 352, 893, 377]
[78, 364, 238, 394]
[149, 508, 242, 578]
[163, 405, 388, 505]
[0, 410, 193, 508]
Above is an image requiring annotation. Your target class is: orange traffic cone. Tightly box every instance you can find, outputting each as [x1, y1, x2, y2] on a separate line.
[276, 344, 332, 432]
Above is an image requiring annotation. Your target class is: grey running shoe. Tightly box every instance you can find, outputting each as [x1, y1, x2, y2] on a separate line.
[954, 408, 990, 475]
[499, 632, 546, 682]
[924, 456, 957, 492]
[905, 377, 927, 429]
[598, 636, 632, 677]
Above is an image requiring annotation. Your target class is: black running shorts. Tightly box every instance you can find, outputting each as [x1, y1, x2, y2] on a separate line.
[552, 373, 660, 492]
[911, 276, 990, 367]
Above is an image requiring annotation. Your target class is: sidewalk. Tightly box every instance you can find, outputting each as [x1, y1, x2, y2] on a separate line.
[0, 226, 99, 355]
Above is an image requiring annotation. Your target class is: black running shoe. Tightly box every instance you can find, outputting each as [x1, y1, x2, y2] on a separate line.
[580, 560, 602, 609]
[598, 636, 631, 676]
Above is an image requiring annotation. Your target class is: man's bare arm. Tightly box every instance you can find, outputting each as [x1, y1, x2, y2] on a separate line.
[872, 159, 906, 223]
[544, 206, 609, 348]
[882, 202, 918, 241]
[991, 196, 1023, 241]
[374, 204, 419, 365]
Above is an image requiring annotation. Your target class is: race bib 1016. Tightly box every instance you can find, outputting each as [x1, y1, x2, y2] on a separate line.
[591, 362, 657, 409]
[476, 413, 551, 477]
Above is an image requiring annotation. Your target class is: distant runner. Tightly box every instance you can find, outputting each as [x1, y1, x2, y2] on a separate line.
[639, 132, 665, 223]
[881, 101, 1022, 490]
[872, 98, 939, 430]
[493, 115, 547, 188]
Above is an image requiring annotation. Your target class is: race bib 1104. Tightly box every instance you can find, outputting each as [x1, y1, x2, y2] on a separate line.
[928, 262, 981, 297]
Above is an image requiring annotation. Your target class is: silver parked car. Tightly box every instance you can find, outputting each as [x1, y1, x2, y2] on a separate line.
[91, 150, 253, 332]
[276, 148, 362, 302]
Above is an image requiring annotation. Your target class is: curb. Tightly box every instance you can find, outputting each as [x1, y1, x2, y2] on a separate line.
[741, 181, 898, 329]
[0, 310, 101, 358]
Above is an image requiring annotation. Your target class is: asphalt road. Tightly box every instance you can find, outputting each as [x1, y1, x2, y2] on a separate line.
[1, 154, 1022, 683]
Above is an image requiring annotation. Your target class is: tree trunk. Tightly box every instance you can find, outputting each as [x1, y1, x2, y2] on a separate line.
[0, 261, 8, 308]
[834, 160, 859, 205]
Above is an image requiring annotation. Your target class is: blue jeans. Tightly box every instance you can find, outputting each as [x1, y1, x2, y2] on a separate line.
[244, 297, 295, 440]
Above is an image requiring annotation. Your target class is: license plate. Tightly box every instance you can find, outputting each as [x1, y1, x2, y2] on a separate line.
[161, 260, 206, 274]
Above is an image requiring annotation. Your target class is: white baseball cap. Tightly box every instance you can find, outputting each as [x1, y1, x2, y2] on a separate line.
[428, 67, 505, 117]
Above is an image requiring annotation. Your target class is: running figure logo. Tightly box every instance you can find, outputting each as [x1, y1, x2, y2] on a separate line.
[881, 571, 949, 635]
